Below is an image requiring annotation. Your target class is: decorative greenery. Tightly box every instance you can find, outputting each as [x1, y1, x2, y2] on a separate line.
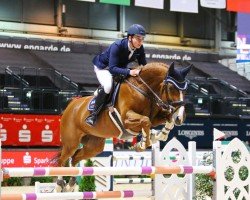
[2, 177, 22, 186]
[79, 159, 96, 192]
[225, 150, 249, 199]
[30, 176, 54, 185]
[195, 174, 214, 199]
[195, 149, 249, 199]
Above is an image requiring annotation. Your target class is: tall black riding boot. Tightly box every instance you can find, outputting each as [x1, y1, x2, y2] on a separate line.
[85, 88, 108, 126]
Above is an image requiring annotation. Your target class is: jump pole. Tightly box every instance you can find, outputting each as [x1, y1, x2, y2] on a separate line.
[2, 166, 215, 178]
[1, 190, 153, 200]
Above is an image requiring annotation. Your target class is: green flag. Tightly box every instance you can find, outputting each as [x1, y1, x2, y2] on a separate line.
[100, 0, 130, 6]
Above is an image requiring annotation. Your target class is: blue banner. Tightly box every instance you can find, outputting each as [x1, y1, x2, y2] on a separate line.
[161, 117, 250, 149]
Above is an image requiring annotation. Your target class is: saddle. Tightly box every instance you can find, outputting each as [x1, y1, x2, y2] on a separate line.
[87, 78, 137, 140]
[87, 80, 120, 111]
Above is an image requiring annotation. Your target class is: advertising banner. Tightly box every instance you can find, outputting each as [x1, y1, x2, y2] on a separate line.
[0, 36, 220, 62]
[100, 0, 130, 6]
[0, 114, 61, 147]
[164, 118, 250, 149]
[237, 13, 250, 63]
[135, 0, 164, 9]
[200, 0, 225, 9]
[1, 150, 59, 167]
[227, 0, 250, 13]
[170, 0, 198, 13]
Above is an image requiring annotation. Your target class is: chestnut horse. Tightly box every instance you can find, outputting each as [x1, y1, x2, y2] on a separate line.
[57, 62, 191, 167]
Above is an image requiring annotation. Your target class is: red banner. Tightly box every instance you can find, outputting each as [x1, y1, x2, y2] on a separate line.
[227, 0, 250, 13]
[0, 114, 61, 146]
[1, 150, 59, 167]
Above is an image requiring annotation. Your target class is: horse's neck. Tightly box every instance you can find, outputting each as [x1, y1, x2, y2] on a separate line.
[139, 70, 165, 89]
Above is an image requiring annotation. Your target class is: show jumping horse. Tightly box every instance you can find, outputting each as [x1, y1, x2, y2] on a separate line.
[57, 62, 191, 167]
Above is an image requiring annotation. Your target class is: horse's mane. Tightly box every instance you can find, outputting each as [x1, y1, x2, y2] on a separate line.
[138, 62, 169, 78]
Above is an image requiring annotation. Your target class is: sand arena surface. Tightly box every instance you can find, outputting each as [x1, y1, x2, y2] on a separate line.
[2, 184, 152, 200]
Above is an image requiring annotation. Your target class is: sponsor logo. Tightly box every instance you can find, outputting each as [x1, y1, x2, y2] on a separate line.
[178, 130, 204, 139]
[2, 151, 58, 167]
[246, 131, 250, 136]
[221, 131, 238, 139]
[0, 114, 60, 146]
[0, 42, 70, 52]
[34, 158, 50, 165]
[148, 54, 192, 61]
[23, 152, 32, 164]
[2, 158, 15, 165]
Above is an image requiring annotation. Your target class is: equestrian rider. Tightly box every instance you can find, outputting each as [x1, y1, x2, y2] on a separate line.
[86, 24, 147, 126]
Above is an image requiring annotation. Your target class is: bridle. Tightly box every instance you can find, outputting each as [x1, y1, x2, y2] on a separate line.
[125, 75, 185, 114]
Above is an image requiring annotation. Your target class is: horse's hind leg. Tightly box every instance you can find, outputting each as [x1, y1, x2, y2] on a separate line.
[71, 135, 106, 167]
[58, 145, 78, 167]
[58, 130, 83, 166]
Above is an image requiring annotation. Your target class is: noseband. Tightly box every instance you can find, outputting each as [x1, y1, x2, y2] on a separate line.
[125, 75, 185, 113]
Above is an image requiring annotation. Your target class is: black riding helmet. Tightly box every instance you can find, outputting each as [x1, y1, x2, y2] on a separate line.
[127, 24, 146, 37]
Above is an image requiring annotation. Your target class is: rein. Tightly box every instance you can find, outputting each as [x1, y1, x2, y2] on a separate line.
[125, 75, 176, 112]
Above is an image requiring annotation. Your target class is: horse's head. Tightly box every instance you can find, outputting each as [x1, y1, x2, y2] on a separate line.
[129, 62, 191, 126]
[162, 62, 191, 125]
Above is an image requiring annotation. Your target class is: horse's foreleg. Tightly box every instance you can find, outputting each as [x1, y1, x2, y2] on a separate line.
[124, 110, 152, 152]
[151, 119, 175, 143]
[71, 135, 106, 166]
[150, 111, 175, 143]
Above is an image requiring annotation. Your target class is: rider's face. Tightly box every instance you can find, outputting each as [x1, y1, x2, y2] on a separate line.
[130, 35, 144, 49]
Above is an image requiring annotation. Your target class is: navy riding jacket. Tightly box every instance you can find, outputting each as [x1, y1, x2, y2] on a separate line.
[92, 38, 147, 76]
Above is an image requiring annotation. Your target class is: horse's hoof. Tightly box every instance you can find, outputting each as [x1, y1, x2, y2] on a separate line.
[150, 129, 160, 144]
[155, 133, 169, 141]
[146, 140, 152, 147]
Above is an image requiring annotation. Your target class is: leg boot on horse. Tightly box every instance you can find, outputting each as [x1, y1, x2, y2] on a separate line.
[85, 87, 108, 126]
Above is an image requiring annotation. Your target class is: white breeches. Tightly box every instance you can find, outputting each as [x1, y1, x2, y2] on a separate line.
[94, 66, 113, 94]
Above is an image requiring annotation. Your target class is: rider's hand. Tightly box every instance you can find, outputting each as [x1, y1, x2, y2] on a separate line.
[129, 69, 141, 77]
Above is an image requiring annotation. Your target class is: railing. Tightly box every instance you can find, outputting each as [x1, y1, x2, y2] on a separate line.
[0, 66, 87, 114]
[6, 66, 79, 90]
[186, 95, 250, 118]
[188, 77, 248, 97]
[5, 67, 29, 88]
[0, 88, 83, 114]
[53, 69, 78, 90]
[0, 69, 249, 118]
[0, 86, 249, 118]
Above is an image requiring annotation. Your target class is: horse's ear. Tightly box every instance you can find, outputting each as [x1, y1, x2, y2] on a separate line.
[181, 64, 192, 78]
[168, 62, 175, 76]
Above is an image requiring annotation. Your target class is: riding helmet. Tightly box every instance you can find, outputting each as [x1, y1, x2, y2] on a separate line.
[127, 24, 146, 37]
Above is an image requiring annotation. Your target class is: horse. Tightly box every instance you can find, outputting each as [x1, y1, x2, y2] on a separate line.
[57, 62, 191, 167]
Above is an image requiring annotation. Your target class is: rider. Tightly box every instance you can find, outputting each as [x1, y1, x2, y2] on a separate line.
[86, 24, 147, 126]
